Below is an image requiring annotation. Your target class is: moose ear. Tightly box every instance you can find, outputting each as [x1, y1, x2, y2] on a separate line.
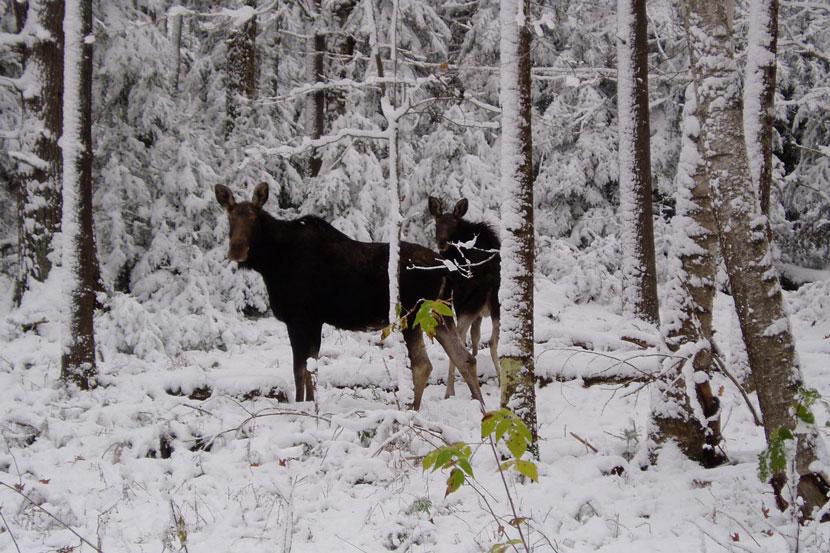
[252, 182, 269, 208]
[453, 198, 468, 218]
[428, 196, 443, 218]
[215, 184, 236, 209]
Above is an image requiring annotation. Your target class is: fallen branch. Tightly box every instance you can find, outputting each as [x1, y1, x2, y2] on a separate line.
[570, 432, 599, 453]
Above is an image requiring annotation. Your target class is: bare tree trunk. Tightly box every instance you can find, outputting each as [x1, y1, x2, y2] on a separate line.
[14, 0, 64, 305]
[651, 84, 723, 467]
[688, 0, 829, 518]
[169, 10, 182, 94]
[61, 0, 96, 389]
[224, 0, 256, 138]
[499, 0, 538, 458]
[616, 0, 659, 326]
[308, 0, 325, 177]
[744, 0, 778, 217]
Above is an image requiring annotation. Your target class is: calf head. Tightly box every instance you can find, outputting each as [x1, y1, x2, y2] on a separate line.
[428, 196, 468, 252]
[215, 182, 269, 263]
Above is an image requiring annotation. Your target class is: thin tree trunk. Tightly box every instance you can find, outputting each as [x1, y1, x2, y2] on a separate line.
[224, 0, 256, 138]
[169, 10, 182, 94]
[14, 0, 64, 305]
[308, 0, 325, 177]
[688, 0, 829, 518]
[744, 0, 778, 217]
[61, 0, 96, 389]
[499, 0, 538, 458]
[616, 0, 659, 326]
[651, 84, 723, 467]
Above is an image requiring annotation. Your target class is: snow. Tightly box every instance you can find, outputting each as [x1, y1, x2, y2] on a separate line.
[2, 274, 829, 551]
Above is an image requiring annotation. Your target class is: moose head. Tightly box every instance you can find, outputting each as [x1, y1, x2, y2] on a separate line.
[215, 182, 269, 263]
[428, 196, 468, 253]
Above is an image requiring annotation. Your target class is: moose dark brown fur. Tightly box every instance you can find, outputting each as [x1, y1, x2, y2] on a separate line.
[215, 183, 484, 410]
[428, 197, 501, 398]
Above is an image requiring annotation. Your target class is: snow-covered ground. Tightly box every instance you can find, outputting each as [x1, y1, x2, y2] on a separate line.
[1, 274, 828, 552]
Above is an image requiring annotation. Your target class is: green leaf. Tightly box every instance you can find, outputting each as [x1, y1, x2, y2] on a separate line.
[515, 459, 539, 482]
[495, 418, 512, 443]
[795, 403, 815, 424]
[506, 432, 527, 459]
[457, 457, 474, 478]
[499, 459, 515, 472]
[431, 300, 455, 318]
[758, 451, 770, 482]
[380, 326, 391, 341]
[422, 450, 438, 471]
[481, 412, 499, 438]
[445, 467, 465, 496]
[434, 448, 454, 470]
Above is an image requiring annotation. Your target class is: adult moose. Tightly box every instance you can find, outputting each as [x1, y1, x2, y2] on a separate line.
[215, 183, 484, 410]
[428, 197, 501, 398]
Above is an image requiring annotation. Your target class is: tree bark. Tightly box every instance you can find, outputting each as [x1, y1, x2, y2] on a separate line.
[225, 0, 257, 138]
[61, 0, 96, 389]
[14, 0, 64, 305]
[688, 0, 828, 518]
[743, 0, 778, 217]
[308, 0, 325, 178]
[651, 84, 723, 468]
[499, 0, 538, 458]
[616, 0, 659, 326]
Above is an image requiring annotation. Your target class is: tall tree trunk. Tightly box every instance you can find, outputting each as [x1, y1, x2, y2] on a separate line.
[14, 0, 64, 305]
[744, 0, 778, 217]
[616, 0, 659, 326]
[688, 0, 829, 518]
[169, 9, 182, 94]
[61, 0, 96, 389]
[308, 0, 325, 178]
[651, 84, 723, 467]
[499, 0, 538, 458]
[224, 0, 256, 138]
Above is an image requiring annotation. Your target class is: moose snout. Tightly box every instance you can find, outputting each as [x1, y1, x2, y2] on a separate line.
[228, 242, 249, 263]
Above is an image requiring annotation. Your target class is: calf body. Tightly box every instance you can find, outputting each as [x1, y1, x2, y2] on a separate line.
[216, 183, 484, 409]
[428, 197, 501, 397]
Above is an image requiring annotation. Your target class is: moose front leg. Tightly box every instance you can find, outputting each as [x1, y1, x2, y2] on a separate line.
[286, 322, 322, 402]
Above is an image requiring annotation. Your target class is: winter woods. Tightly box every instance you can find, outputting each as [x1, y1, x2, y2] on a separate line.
[0, 0, 829, 549]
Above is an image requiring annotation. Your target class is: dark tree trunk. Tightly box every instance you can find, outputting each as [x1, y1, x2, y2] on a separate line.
[308, 0, 325, 178]
[225, 0, 257, 138]
[744, 0, 778, 217]
[14, 0, 64, 305]
[616, 0, 659, 326]
[499, 0, 538, 459]
[61, 0, 97, 389]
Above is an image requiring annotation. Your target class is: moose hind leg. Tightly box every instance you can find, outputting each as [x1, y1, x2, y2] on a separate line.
[489, 316, 501, 385]
[435, 322, 484, 408]
[404, 327, 433, 410]
[470, 316, 482, 356]
[287, 322, 322, 402]
[447, 314, 477, 398]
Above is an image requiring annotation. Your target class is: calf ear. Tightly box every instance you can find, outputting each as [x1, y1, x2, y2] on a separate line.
[252, 182, 269, 208]
[453, 198, 468, 218]
[215, 184, 236, 209]
[428, 196, 443, 218]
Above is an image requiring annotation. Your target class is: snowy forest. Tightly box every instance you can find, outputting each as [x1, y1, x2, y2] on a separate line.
[1, 0, 830, 551]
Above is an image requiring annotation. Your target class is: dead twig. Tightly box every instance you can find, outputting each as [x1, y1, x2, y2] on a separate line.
[570, 432, 599, 453]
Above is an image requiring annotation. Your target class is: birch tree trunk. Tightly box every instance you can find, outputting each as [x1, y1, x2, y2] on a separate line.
[225, 0, 256, 138]
[14, 0, 63, 305]
[616, 0, 659, 326]
[499, 0, 538, 457]
[651, 84, 723, 467]
[744, 0, 778, 217]
[61, 0, 96, 389]
[688, 0, 829, 517]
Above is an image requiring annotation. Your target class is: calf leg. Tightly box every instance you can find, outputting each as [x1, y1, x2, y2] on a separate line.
[404, 327, 433, 410]
[489, 316, 501, 385]
[435, 321, 484, 409]
[470, 316, 482, 355]
[286, 322, 322, 402]
[446, 313, 477, 399]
